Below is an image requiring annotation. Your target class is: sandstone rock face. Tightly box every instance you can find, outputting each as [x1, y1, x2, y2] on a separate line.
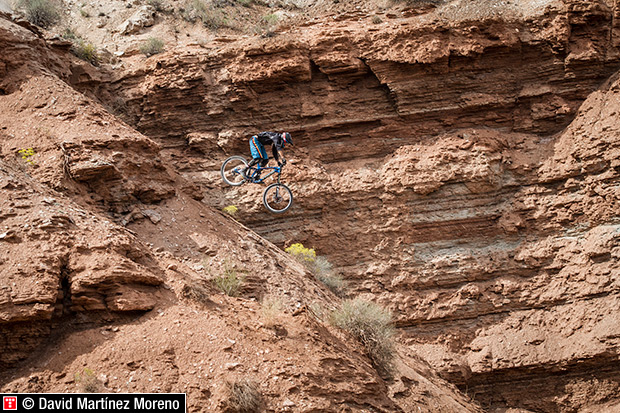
[102, 0, 620, 410]
[0, 12, 481, 412]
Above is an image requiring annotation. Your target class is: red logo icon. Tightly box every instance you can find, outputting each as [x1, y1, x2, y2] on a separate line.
[3, 397, 17, 411]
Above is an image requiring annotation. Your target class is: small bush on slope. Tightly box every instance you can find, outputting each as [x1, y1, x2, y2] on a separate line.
[139, 37, 165, 57]
[223, 379, 262, 412]
[18, 0, 60, 28]
[285, 243, 345, 296]
[213, 262, 245, 297]
[331, 297, 395, 376]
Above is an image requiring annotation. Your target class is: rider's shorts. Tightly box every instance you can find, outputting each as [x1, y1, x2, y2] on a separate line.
[250, 136, 268, 161]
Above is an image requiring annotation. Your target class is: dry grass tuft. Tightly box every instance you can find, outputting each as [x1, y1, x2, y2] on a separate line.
[213, 262, 246, 297]
[260, 296, 283, 328]
[223, 379, 262, 412]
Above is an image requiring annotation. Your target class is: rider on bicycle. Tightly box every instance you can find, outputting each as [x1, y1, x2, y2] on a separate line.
[245, 132, 293, 182]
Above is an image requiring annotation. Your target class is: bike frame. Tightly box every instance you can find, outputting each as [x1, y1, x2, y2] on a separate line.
[247, 164, 282, 184]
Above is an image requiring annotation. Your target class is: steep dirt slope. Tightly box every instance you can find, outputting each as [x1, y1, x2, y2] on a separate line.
[0, 12, 481, 412]
[98, 0, 620, 411]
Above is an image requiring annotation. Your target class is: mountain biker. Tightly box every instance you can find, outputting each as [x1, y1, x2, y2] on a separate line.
[244, 132, 293, 181]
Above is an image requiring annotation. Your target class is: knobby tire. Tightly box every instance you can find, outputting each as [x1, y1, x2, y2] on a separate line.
[262, 183, 293, 213]
[221, 156, 249, 186]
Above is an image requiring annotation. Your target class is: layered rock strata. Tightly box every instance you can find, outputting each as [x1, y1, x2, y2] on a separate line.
[0, 12, 482, 412]
[104, 0, 620, 410]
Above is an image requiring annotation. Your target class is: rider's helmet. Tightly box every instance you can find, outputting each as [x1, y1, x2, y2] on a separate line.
[282, 132, 293, 146]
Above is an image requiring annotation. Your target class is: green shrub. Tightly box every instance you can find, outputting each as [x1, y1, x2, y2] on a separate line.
[224, 379, 262, 412]
[71, 40, 99, 65]
[139, 37, 165, 57]
[213, 262, 245, 297]
[18, 0, 60, 28]
[147, 0, 166, 11]
[331, 298, 395, 376]
[62, 27, 78, 40]
[312, 256, 345, 296]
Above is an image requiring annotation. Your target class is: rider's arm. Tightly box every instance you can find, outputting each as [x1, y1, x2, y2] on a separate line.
[276, 148, 286, 165]
[272, 145, 282, 163]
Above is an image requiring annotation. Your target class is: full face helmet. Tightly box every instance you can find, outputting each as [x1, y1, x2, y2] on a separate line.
[282, 132, 293, 146]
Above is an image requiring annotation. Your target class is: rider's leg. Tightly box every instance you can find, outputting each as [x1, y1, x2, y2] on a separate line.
[248, 136, 269, 181]
[244, 158, 258, 180]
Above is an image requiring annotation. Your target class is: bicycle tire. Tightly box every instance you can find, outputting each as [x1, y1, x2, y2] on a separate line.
[262, 183, 293, 213]
[221, 156, 249, 186]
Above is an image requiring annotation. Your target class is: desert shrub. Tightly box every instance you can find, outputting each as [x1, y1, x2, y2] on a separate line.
[222, 205, 238, 216]
[139, 37, 165, 57]
[213, 262, 245, 297]
[79, 5, 89, 17]
[74, 368, 103, 393]
[285, 242, 316, 262]
[312, 256, 345, 296]
[18, 0, 60, 28]
[147, 0, 166, 11]
[71, 40, 99, 65]
[17, 148, 36, 165]
[285, 243, 345, 295]
[224, 379, 262, 412]
[372, 15, 382, 24]
[236, 0, 252, 7]
[254, 12, 278, 37]
[181, 0, 227, 29]
[331, 298, 395, 375]
[61, 27, 78, 40]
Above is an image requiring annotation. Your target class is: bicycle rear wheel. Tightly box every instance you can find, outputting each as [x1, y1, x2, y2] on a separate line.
[263, 183, 293, 213]
[221, 156, 249, 186]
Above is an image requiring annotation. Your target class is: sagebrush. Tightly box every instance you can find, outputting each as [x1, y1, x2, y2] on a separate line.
[139, 37, 165, 57]
[18, 0, 60, 28]
[331, 298, 395, 376]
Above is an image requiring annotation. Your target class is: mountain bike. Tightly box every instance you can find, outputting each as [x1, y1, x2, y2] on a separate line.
[221, 156, 293, 214]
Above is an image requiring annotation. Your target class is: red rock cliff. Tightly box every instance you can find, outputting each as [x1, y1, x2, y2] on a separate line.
[101, 0, 620, 411]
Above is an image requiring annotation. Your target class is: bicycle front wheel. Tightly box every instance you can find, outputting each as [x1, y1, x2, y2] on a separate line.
[263, 183, 293, 213]
[221, 156, 249, 186]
